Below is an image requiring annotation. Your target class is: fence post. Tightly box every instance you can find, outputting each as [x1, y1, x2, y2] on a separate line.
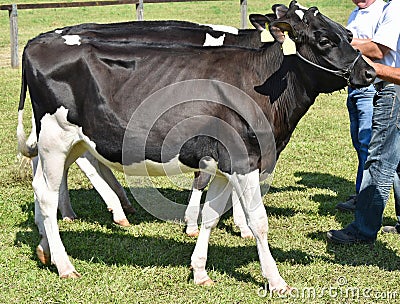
[240, 0, 247, 29]
[9, 4, 19, 68]
[136, 0, 143, 21]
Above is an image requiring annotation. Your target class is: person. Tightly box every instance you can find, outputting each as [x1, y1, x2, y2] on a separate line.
[336, 0, 386, 212]
[364, 58, 400, 234]
[327, 0, 400, 243]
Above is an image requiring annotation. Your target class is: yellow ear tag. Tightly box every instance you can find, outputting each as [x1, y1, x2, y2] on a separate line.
[260, 29, 275, 43]
[282, 31, 296, 55]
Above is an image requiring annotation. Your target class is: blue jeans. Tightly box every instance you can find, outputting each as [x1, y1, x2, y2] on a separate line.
[347, 85, 375, 194]
[393, 165, 400, 232]
[347, 85, 400, 240]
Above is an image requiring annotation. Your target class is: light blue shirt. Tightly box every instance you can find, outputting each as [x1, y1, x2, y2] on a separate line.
[372, 0, 400, 68]
[346, 0, 386, 39]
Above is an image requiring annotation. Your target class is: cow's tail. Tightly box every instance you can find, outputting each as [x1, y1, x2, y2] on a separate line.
[17, 57, 38, 178]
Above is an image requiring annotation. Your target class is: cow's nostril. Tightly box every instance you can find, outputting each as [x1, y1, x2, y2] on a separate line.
[365, 68, 376, 82]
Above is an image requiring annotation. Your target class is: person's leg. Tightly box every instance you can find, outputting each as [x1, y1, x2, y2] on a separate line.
[354, 85, 375, 193]
[329, 86, 400, 243]
[336, 85, 374, 212]
[382, 164, 400, 234]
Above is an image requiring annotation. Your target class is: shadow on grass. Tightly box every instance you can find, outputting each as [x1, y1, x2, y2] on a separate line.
[308, 231, 400, 271]
[291, 171, 360, 226]
[16, 186, 326, 284]
[15, 219, 319, 285]
[17, 177, 400, 282]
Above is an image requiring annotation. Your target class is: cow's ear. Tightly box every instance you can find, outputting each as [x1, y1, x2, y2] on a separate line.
[249, 14, 275, 31]
[268, 21, 293, 44]
[271, 4, 288, 18]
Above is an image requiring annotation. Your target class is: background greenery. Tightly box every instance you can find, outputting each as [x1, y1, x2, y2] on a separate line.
[1, 0, 399, 303]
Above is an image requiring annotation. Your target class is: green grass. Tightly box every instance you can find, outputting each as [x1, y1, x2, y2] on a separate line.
[1, 1, 400, 303]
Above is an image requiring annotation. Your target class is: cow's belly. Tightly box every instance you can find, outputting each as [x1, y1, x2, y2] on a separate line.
[104, 155, 196, 176]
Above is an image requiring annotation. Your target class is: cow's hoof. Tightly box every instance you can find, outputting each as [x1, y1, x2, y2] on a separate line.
[240, 231, 254, 239]
[197, 278, 214, 286]
[187, 230, 200, 237]
[186, 227, 199, 237]
[114, 218, 130, 227]
[62, 216, 75, 222]
[273, 285, 293, 296]
[36, 245, 51, 265]
[60, 271, 81, 279]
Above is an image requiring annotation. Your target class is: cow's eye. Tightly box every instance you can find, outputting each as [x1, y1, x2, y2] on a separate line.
[319, 37, 331, 47]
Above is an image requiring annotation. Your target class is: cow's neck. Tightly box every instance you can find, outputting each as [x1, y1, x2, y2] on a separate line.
[253, 53, 317, 157]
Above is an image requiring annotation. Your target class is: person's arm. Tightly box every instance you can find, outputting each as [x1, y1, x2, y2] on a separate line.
[363, 56, 400, 85]
[352, 40, 390, 60]
[351, 38, 371, 46]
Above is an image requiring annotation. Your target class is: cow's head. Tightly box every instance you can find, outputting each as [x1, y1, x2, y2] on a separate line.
[250, 1, 375, 88]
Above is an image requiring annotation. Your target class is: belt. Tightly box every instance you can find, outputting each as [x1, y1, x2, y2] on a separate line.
[374, 81, 395, 91]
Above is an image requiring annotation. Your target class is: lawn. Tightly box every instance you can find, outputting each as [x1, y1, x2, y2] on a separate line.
[1, 0, 400, 303]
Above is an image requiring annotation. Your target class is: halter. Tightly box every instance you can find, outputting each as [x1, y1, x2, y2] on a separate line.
[295, 49, 362, 86]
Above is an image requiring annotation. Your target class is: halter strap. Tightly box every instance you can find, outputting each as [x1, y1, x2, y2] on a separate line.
[295, 50, 362, 86]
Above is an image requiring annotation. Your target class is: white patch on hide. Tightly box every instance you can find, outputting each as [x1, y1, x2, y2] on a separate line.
[295, 10, 305, 20]
[203, 33, 225, 46]
[202, 24, 239, 35]
[62, 35, 81, 46]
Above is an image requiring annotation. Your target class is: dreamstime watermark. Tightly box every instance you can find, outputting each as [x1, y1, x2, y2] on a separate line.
[257, 276, 399, 300]
[121, 79, 277, 223]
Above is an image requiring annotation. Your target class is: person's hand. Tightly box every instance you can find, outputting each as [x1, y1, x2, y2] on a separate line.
[362, 55, 375, 67]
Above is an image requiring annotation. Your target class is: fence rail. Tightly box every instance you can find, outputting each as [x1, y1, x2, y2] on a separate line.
[0, 0, 218, 10]
[1, 0, 247, 68]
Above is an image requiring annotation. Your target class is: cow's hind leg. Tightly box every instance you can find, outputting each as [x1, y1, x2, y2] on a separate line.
[34, 115, 84, 277]
[58, 168, 78, 221]
[34, 150, 81, 278]
[96, 158, 136, 215]
[190, 175, 232, 285]
[75, 153, 131, 227]
[31, 155, 77, 222]
[229, 170, 290, 294]
[185, 172, 211, 237]
[232, 190, 253, 239]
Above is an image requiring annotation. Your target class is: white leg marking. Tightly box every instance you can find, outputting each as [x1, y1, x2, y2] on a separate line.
[232, 190, 253, 239]
[34, 107, 81, 277]
[97, 161, 135, 215]
[57, 169, 77, 221]
[34, 153, 79, 277]
[75, 152, 129, 226]
[191, 175, 232, 285]
[185, 188, 203, 237]
[228, 170, 288, 292]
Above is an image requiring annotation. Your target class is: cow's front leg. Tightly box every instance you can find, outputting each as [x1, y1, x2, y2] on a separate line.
[230, 170, 290, 294]
[190, 175, 232, 285]
[185, 188, 202, 237]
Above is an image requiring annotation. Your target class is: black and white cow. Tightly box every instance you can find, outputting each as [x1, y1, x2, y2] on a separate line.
[16, 7, 277, 236]
[17, 1, 375, 292]
[17, 19, 263, 233]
